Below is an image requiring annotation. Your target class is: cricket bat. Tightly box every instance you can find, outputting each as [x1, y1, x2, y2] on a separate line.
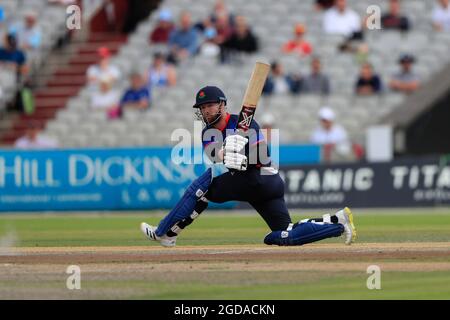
[235, 61, 271, 132]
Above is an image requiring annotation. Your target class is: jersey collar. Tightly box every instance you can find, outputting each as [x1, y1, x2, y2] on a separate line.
[215, 113, 231, 132]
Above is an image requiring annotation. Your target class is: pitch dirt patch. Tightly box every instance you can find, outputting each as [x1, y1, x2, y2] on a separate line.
[1, 242, 449, 265]
[1, 243, 449, 299]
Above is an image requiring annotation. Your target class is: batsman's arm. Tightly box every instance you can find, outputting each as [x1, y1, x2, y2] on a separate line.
[204, 141, 224, 164]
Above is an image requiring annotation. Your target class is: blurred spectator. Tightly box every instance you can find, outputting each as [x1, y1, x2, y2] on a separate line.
[168, 11, 200, 64]
[261, 113, 275, 128]
[48, 0, 77, 4]
[48, 0, 77, 46]
[282, 23, 313, 57]
[355, 62, 383, 95]
[302, 56, 331, 95]
[150, 9, 175, 44]
[355, 43, 370, 64]
[120, 72, 150, 114]
[389, 54, 420, 93]
[122, 0, 156, 33]
[381, 0, 411, 32]
[316, 0, 335, 11]
[104, 0, 121, 32]
[262, 61, 302, 95]
[0, 85, 3, 107]
[196, 11, 233, 46]
[0, 6, 4, 24]
[260, 113, 276, 143]
[9, 11, 42, 50]
[323, 0, 362, 38]
[0, 34, 27, 78]
[213, 12, 234, 45]
[210, 0, 234, 26]
[147, 52, 177, 88]
[310, 107, 352, 162]
[195, 0, 234, 31]
[86, 47, 121, 89]
[14, 122, 58, 149]
[339, 41, 372, 67]
[90, 76, 120, 111]
[199, 27, 221, 58]
[432, 0, 450, 32]
[220, 16, 258, 63]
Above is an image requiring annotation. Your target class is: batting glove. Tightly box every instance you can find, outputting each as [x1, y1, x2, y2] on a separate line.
[224, 152, 248, 171]
[224, 134, 248, 154]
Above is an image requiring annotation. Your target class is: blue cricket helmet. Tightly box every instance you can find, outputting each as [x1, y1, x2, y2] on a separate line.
[193, 86, 227, 108]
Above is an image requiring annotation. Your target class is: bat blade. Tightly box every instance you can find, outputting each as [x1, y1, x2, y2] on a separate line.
[236, 62, 270, 132]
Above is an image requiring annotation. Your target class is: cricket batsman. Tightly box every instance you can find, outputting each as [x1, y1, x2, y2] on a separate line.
[141, 86, 356, 247]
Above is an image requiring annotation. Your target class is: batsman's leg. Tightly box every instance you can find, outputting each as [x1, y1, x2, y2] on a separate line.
[141, 168, 251, 247]
[264, 207, 356, 246]
[140, 196, 209, 247]
[140, 168, 213, 247]
[298, 207, 356, 245]
[166, 196, 209, 237]
[264, 221, 344, 246]
[158, 167, 255, 242]
[250, 197, 292, 231]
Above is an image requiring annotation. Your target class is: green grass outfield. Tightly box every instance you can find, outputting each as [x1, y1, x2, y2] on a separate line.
[1, 208, 450, 246]
[0, 208, 450, 300]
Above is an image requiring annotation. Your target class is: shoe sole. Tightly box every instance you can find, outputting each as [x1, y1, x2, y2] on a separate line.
[344, 207, 357, 243]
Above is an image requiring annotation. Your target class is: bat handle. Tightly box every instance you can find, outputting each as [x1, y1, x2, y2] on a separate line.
[236, 105, 256, 132]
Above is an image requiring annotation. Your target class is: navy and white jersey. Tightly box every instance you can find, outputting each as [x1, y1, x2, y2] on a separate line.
[201, 113, 271, 168]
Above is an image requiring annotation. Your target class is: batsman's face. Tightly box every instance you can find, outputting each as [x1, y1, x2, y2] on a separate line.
[199, 102, 222, 123]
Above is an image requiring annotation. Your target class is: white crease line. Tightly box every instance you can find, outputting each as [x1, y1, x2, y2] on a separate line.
[207, 248, 288, 255]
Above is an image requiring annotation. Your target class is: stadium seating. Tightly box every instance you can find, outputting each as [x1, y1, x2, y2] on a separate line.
[38, 0, 450, 147]
[0, 0, 68, 112]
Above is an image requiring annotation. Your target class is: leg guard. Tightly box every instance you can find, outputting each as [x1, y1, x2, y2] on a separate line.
[156, 168, 212, 237]
[263, 222, 344, 246]
[166, 197, 209, 237]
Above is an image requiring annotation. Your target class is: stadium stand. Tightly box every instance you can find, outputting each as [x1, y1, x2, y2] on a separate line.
[0, 0, 74, 140]
[0, 0, 126, 144]
[2, 0, 450, 151]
